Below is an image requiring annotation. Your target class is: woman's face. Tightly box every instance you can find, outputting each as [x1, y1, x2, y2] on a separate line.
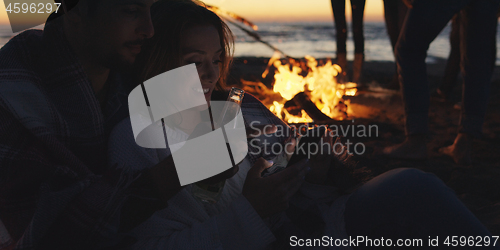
[180, 25, 222, 105]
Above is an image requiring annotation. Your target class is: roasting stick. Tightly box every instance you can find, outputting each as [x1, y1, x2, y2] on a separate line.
[206, 5, 259, 31]
[224, 19, 297, 60]
[206, 5, 299, 61]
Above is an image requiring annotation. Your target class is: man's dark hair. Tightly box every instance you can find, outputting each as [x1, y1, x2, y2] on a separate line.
[54, 0, 99, 13]
[54, 0, 79, 12]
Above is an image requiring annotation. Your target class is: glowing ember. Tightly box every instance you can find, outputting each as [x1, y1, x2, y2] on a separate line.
[241, 53, 357, 123]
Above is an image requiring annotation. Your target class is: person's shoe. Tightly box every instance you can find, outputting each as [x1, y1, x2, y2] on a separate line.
[352, 53, 364, 84]
[381, 135, 428, 160]
[439, 133, 473, 165]
[336, 52, 348, 83]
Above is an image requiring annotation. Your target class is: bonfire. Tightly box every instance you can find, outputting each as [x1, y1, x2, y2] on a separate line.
[241, 53, 357, 123]
[207, 5, 358, 123]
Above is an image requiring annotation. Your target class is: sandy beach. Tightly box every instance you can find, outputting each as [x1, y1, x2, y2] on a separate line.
[228, 56, 500, 235]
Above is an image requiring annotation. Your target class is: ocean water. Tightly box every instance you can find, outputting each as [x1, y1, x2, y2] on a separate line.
[1, 22, 499, 64]
[230, 21, 500, 65]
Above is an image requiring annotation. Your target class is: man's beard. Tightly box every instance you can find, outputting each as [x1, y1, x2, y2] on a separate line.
[101, 51, 135, 72]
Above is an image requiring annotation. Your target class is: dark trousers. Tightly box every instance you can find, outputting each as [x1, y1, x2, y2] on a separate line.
[383, 0, 409, 87]
[395, 0, 499, 137]
[331, 0, 366, 54]
[440, 13, 463, 99]
[383, 0, 408, 51]
[345, 168, 495, 249]
[441, 11, 498, 99]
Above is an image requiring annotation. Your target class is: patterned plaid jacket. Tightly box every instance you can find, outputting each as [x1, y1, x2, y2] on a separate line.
[0, 15, 161, 249]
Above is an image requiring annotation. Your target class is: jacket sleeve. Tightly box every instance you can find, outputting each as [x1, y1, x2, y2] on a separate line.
[130, 195, 275, 250]
[0, 106, 164, 250]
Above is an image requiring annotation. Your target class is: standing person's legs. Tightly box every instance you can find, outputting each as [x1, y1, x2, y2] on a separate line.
[383, 0, 409, 49]
[460, 0, 498, 137]
[351, 0, 365, 54]
[384, 0, 409, 89]
[440, 0, 500, 164]
[439, 13, 462, 100]
[344, 168, 494, 249]
[331, 0, 348, 80]
[350, 0, 365, 83]
[396, 0, 408, 32]
[383, 0, 401, 50]
[397, 0, 466, 135]
[382, 0, 468, 160]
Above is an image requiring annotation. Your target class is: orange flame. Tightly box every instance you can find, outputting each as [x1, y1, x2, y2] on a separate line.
[240, 54, 357, 123]
[269, 55, 358, 122]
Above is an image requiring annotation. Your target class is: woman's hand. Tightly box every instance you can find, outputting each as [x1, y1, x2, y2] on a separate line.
[305, 130, 336, 185]
[245, 124, 278, 138]
[199, 124, 280, 185]
[242, 157, 309, 218]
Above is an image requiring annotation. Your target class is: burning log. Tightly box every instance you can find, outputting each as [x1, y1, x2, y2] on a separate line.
[284, 99, 301, 116]
[292, 92, 335, 123]
[333, 101, 349, 120]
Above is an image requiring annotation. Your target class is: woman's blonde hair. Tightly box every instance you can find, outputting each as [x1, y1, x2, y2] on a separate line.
[134, 0, 234, 91]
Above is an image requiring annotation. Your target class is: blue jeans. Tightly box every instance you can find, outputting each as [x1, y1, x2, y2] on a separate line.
[345, 168, 495, 249]
[395, 0, 499, 137]
[331, 0, 366, 54]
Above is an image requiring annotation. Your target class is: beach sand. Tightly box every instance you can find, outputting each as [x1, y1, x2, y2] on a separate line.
[228, 57, 500, 235]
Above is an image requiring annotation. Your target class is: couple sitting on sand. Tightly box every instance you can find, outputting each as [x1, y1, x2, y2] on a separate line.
[0, 0, 495, 249]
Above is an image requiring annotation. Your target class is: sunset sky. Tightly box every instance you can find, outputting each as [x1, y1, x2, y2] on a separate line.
[1, 1, 10, 24]
[202, 0, 385, 22]
[0, 0, 385, 25]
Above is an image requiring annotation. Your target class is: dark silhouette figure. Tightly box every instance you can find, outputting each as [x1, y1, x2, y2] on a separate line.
[382, 0, 500, 165]
[438, 10, 498, 101]
[331, 0, 366, 83]
[383, 0, 409, 89]
[437, 13, 462, 100]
